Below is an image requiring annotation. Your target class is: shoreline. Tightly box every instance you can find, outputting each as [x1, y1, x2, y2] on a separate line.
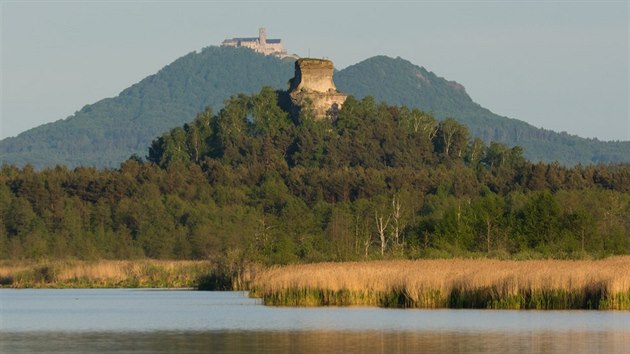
[248, 258, 630, 310]
[0, 260, 214, 289]
[4, 258, 630, 310]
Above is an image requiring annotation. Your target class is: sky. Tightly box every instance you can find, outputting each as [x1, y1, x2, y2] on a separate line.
[1, 0, 628, 141]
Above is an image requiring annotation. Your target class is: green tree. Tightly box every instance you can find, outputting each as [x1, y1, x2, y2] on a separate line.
[471, 189, 505, 253]
[434, 118, 468, 160]
[518, 191, 562, 251]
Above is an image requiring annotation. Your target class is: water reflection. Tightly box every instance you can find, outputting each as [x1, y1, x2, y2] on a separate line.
[2, 330, 629, 354]
[3, 290, 629, 333]
[1, 290, 629, 353]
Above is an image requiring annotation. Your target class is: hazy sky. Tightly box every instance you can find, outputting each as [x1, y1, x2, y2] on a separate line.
[1, 0, 628, 141]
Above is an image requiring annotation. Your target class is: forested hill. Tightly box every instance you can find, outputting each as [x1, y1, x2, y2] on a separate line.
[0, 47, 295, 168]
[1, 47, 628, 168]
[335, 56, 630, 165]
[2, 89, 629, 261]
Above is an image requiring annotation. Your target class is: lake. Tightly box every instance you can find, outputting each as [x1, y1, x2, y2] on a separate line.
[1, 289, 629, 353]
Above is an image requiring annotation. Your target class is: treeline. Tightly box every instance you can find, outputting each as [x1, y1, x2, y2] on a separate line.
[1, 88, 629, 262]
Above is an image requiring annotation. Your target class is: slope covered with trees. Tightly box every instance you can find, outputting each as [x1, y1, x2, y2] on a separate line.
[1, 48, 628, 168]
[335, 56, 630, 165]
[2, 89, 629, 263]
[0, 47, 294, 168]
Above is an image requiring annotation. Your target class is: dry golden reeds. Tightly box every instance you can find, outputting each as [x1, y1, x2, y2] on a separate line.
[249, 258, 630, 310]
[0, 260, 214, 288]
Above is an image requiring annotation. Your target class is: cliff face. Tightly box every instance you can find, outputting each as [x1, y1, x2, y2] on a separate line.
[288, 58, 347, 120]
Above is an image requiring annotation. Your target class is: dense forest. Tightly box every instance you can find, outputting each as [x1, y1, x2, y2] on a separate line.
[2, 48, 628, 169]
[1, 88, 629, 263]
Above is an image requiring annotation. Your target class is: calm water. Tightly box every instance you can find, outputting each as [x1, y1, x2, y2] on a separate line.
[1, 289, 629, 353]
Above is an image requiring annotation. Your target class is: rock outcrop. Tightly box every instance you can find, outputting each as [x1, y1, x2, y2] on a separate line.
[288, 58, 347, 120]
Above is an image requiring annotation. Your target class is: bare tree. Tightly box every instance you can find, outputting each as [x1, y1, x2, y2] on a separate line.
[362, 232, 373, 260]
[390, 196, 403, 246]
[355, 215, 373, 259]
[375, 211, 390, 256]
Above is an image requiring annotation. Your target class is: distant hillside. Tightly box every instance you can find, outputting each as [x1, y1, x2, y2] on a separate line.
[1, 48, 628, 168]
[335, 56, 630, 165]
[0, 47, 294, 168]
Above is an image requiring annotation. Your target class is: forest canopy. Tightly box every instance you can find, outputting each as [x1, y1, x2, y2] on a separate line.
[1, 88, 629, 263]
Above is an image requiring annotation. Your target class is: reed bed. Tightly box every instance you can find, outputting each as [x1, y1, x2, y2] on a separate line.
[249, 258, 630, 310]
[0, 260, 214, 288]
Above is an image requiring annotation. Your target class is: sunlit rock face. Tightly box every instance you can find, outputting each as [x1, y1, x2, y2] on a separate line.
[288, 59, 347, 120]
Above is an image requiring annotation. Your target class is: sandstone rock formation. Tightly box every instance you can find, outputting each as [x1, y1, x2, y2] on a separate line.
[288, 59, 347, 120]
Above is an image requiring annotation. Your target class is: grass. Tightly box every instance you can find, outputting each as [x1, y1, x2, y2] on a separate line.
[249, 257, 630, 310]
[0, 260, 215, 288]
[4, 257, 629, 310]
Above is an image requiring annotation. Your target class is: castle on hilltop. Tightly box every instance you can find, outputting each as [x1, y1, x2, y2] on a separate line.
[221, 28, 291, 59]
[222, 29, 345, 120]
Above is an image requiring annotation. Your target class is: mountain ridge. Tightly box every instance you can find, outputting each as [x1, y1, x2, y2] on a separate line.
[335, 56, 629, 164]
[1, 47, 627, 168]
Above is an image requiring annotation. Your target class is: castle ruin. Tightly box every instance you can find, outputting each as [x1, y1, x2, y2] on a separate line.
[221, 28, 290, 59]
[288, 58, 347, 120]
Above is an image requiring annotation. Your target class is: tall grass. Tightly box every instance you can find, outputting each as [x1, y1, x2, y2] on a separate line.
[249, 257, 630, 310]
[0, 260, 215, 288]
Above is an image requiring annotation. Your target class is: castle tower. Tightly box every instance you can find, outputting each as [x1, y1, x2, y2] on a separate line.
[221, 27, 290, 59]
[288, 58, 347, 120]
